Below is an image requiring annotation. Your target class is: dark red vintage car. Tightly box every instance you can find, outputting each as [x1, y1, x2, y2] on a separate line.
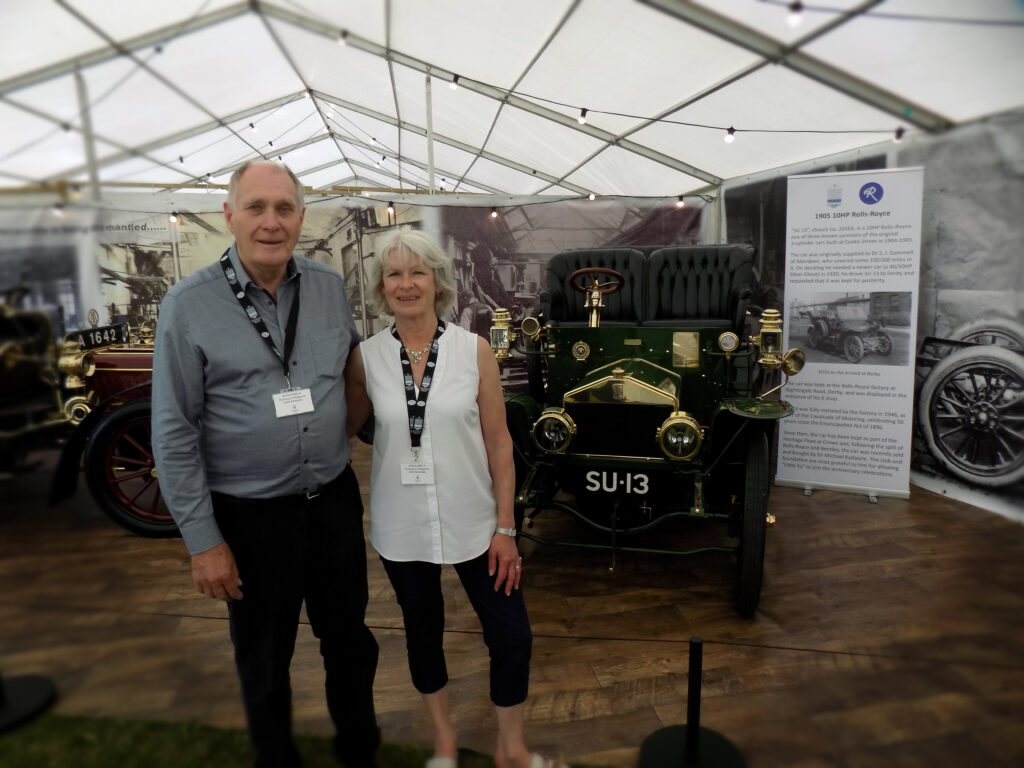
[50, 330, 176, 537]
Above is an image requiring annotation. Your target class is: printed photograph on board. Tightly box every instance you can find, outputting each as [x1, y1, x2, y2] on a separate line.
[788, 290, 912, 366]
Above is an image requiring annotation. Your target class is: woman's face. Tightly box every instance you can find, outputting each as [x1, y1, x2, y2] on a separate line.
[381, 249, 438, 320]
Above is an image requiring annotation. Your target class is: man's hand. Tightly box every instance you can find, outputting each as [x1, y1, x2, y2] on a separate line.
[191, 541, 243, 601]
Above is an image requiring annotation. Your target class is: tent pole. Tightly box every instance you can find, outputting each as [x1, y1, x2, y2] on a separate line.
[425, 68, 436, 194]
[73, 68, 101, 203]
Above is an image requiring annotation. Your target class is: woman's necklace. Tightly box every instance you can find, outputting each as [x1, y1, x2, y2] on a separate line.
[403, 340, 433, 363]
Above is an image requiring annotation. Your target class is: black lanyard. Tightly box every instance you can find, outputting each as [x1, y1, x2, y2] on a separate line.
[391, 321, 445, 450]
[219, 249, 301, 385]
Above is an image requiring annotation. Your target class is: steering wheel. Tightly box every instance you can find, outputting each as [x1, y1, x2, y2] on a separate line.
[568, 267, 624, 296]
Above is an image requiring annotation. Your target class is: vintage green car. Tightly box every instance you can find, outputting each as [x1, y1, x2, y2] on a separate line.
[489, 246, 804, 616]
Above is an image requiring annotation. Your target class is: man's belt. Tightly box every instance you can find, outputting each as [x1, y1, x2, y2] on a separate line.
[211, 465, 350, 509]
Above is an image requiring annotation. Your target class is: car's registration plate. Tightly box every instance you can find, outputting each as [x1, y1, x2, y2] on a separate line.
[583, 470, 650, 495]
[75, 323, 128, 350]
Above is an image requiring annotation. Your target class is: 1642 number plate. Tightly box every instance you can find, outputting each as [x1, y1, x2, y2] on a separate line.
[76, 323, 128, 350]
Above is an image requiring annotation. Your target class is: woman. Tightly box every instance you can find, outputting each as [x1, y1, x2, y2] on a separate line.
[346, 228, 555, 768]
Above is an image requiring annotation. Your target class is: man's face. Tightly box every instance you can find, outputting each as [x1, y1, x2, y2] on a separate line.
[224, 165, 304, 276]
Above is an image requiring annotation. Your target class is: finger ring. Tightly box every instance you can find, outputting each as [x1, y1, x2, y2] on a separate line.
[515, 564, 521, 569]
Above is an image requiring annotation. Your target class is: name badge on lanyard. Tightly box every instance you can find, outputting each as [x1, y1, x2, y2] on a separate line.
[274, 387, 314, 417]
[219, 249, 313, 419]
[400, 461, 435, 485]
[394, 320, 445, 486]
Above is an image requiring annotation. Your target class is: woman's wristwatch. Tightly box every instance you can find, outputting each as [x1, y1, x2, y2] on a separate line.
[495, 526, 517, 537]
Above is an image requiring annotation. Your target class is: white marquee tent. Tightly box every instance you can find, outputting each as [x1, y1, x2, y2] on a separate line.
[2, 0, 1023, 200]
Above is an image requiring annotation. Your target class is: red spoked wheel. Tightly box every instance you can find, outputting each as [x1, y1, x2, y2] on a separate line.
[84, 399, 178, 537]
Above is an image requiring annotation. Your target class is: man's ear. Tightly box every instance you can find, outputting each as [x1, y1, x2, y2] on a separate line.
[223, 201, 235, 234]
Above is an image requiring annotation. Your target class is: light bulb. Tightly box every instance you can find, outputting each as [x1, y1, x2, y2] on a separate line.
[724, 126, 736, 144]
[578, 108, 588, 125]
[676, 196, 685, 208]
[787, 1, 804, 27]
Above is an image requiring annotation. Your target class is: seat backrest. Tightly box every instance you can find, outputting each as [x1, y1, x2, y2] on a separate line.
[543, 248, 646, 325]
[643, 245, 756, 330]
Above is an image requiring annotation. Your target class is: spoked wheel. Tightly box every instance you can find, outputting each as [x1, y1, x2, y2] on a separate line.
[84, 400, 178, 537]
[878, 333, 893, 356]
[736, 431, 769, 618]
[843, 334, 865, 363]
[918, 345, 1024, 488]
[951, 317, 1024, 351]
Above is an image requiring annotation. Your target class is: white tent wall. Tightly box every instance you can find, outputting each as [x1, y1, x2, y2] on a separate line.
[3, 1, 1023, 196]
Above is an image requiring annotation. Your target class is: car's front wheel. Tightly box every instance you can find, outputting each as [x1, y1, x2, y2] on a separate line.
[735, 431, 768, 618]
[843, 334, 864, 363]
[84, 399, 178, 537]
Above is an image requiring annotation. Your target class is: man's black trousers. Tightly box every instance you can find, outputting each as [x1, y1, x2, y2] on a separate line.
[213, 465, 380, 768]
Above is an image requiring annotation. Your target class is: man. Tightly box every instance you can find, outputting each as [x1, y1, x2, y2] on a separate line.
[152, 160, 379, 768]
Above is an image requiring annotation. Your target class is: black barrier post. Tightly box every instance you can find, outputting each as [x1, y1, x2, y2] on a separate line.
[0, 671, 56, 733]
[639, 636, 745, 768]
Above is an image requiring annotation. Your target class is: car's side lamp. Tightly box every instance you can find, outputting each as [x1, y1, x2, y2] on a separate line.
[490, 307, 515, 362]
[754, 308, 783, 370]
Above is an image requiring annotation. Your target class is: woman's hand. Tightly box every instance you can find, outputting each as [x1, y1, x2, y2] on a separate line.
[488, 531, 522, 595]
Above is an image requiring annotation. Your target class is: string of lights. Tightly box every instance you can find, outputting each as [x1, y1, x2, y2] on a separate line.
[15, 0, 954, 202]
[759, 0, 1024, 27]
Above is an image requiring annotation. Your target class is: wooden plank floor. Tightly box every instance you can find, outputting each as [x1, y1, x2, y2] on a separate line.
[2, 443, 1023, 767]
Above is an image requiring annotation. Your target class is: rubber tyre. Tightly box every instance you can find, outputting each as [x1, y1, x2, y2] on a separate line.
[950, 317, 1024, 351]
[918, 345, 1024, 488]
[736, 431, 769, 618]
[84, 399, 179, 537]
[878, 333, 893, 356]
[843, 334, 864, 363]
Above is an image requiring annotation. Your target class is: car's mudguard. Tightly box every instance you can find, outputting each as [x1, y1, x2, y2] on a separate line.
[723, 398, 794, 420]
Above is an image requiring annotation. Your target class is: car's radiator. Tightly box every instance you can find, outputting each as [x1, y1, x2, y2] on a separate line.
[564, 402, 672, 458]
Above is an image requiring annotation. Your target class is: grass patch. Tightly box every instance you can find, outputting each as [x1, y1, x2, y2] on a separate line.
[0, 713, 500, 768]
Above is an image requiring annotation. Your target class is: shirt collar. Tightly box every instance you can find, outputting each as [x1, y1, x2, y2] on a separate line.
[227, 242, 301, 291]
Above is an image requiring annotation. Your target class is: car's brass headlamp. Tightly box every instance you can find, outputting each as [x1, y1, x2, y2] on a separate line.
[532, 408, 576, 454]
[656, 411, 703, 461]
[489, 307, 515, 362]
[57, 341, 95, 387]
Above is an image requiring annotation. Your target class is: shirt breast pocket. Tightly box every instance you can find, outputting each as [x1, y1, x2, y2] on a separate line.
[309, 327, 349, 379]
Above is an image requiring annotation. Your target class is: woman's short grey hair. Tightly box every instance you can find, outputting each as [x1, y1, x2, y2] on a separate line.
[367, 227, 456, 317]
[227, 160, 305, 210]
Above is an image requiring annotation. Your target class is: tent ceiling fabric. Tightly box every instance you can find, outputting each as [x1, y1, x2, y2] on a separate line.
[1, 0, 1022, 198]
